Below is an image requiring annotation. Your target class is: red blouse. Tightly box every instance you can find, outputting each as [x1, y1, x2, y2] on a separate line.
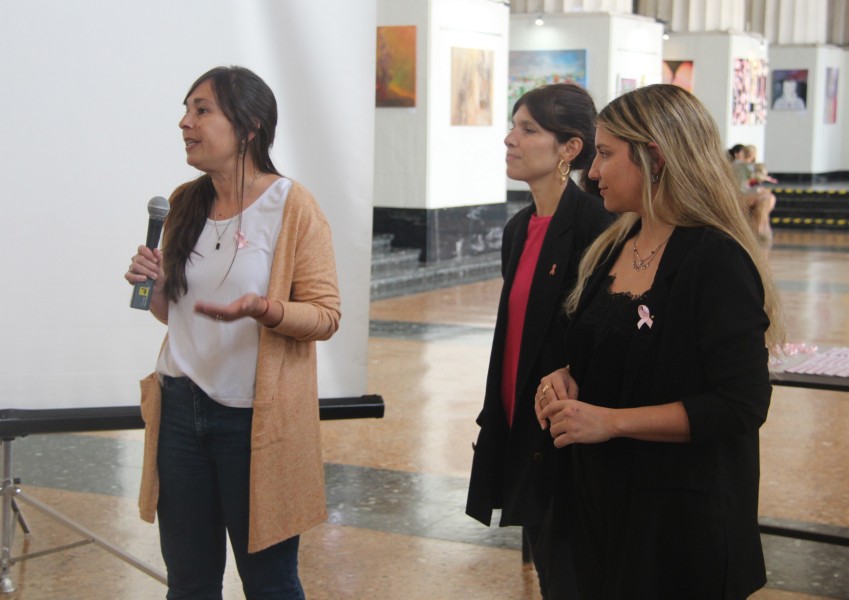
[501, 214, 552, 426]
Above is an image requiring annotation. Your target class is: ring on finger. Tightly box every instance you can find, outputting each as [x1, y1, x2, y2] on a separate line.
[541, 383, 550, 396]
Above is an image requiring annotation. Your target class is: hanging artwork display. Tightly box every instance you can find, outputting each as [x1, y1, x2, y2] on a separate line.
[750, 59, 769, 124]
[732, 58, 768, 125]
[617, 76, 637, 96]
[451, 47, 494, 126]
[824, 67, 839, 124]
[771, 69, 808, 111]
[731, 59, 750, 125]
[508, 50, 587, 115]
[376, 26, 416, 107]
[662, 60, 694, 92]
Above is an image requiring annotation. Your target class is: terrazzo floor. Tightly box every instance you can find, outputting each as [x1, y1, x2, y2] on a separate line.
[1, 228, 848, 599]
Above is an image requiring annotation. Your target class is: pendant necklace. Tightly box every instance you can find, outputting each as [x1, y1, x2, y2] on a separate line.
[211, 172, 262, 250]
[632, 232, 671, 272]
[212, 214, 234, 250]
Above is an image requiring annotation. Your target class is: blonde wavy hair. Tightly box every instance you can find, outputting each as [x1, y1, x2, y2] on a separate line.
[565, 84, 784, 352]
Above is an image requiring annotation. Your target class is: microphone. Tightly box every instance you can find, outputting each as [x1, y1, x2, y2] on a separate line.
[130, 196, 170, 310]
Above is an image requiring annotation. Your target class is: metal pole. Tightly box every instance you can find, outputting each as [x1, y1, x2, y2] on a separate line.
[13, 490, 166, 584]
[0, 441, 16, 593]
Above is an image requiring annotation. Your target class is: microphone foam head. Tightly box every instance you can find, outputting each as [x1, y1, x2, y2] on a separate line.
[147, 196, 170, 220]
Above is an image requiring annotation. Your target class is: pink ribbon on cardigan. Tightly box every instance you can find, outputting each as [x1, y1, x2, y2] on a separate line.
[637, 304, 653, 330]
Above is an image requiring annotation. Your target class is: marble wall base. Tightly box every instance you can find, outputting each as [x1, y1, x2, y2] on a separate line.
[374, 202, 522, 263]
[771, 171, 849, 185]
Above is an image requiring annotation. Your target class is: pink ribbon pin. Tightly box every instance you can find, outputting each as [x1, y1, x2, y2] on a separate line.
[235, 230, 248, 249]
[637, 304, 653, 330]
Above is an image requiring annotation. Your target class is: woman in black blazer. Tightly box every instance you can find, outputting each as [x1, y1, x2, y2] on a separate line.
[535, 84, 784, 599]
[466, 84, 612, 598]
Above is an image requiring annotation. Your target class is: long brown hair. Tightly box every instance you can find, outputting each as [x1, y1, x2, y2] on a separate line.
[565, 84, 784, 351]
[162, 66, 282, 302]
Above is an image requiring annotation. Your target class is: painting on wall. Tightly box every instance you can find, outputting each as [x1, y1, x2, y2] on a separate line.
[750, 59, 769, 125]
[731, 59, 750, 125]
[617, 76, 637, 96]
[508, 49, 587, 115]
[451, 47, 494, 126]
[824, 67, 839, 124]
[732, 58, 768, 125]
[376, 26, 416, 107]
[662, 60, 694, 92]
[771, 69, 808, 111]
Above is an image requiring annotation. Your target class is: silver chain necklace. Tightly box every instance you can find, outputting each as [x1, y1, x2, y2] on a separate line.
[210, 172, 263, 250]
[212, 213, 234, 250]
[632, 233, 671, 271]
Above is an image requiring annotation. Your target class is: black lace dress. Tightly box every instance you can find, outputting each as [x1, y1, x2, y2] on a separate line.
[564, 274, 651, 596]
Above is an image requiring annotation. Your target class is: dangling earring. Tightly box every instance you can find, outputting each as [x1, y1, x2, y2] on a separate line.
[557, 160, 571, 183]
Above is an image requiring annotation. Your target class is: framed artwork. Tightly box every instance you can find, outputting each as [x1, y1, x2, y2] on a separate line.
[824, 67, 839, 124]
[662, 60, 693, 92]
[732, 58, 768, 125]
[376, 26, 416, 107]
[451, 47, 494, 126]
[771, 69, 808, 111]
[618, 76, 637, 95]
[750, 58, 769, 124]
[732, 59, 750, 125]
[508, 49, 587, 115]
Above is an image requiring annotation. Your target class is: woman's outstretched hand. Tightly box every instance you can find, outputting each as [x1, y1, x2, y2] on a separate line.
[194, 294, 268, 322]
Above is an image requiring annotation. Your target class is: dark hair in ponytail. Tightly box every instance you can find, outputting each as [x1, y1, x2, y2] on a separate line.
[162, 66, 281, 301]
[512, 83, 600, 195]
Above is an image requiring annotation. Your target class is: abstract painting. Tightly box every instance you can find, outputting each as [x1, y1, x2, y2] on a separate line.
[824, 67, 839, 124]
[451, 47, 494, 126]
[732, 58, 768, 125]
[376, 26, 416, 107]
[617, 76, 637, 96]
[662, 60, 694, 92]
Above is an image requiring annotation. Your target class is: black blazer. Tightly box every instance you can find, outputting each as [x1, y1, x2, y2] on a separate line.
[565, 225, 771, 599]
[466, 180, 612, 527]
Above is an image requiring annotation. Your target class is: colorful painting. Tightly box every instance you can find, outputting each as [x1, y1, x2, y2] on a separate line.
[824, 67, 839, 124]
[376, 26, 416, 107]
[771, 69, 808, 111]
[451, 47, 494, 126]
[662, 60, 694, 92]
[618, 76, 637, 96]
[508, 50, 587, 114]
[750, 59, 769, 124]
[731, 59, 750, 125]
[732, 58, 768, 125]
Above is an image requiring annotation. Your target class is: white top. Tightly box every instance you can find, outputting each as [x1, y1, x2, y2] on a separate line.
[156, 177, 291, 407]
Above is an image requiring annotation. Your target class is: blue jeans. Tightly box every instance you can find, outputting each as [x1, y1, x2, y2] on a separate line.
[157, 376, 305, 600]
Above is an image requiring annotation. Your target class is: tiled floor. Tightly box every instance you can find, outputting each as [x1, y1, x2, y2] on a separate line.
[2, 229, 848, 599]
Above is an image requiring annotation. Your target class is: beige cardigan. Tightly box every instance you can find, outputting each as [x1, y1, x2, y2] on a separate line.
[138, 179, 341, 553]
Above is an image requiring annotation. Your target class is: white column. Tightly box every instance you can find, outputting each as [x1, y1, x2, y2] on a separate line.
[830, 0, 849, 44]
[775, 0, 827, 43]
[668, 0, 689, 31]
[524, 0, 546, 13]
[511, 0, 529, 12]
[514, 0, 633, 12]
[636, 0, 743, 32]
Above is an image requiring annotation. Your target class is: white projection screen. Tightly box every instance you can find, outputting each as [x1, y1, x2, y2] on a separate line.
[0, 1, 375, 411]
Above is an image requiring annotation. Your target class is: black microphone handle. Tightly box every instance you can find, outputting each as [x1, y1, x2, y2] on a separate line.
[131, 217, 166, 311]
[144, 217, 165, 249]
